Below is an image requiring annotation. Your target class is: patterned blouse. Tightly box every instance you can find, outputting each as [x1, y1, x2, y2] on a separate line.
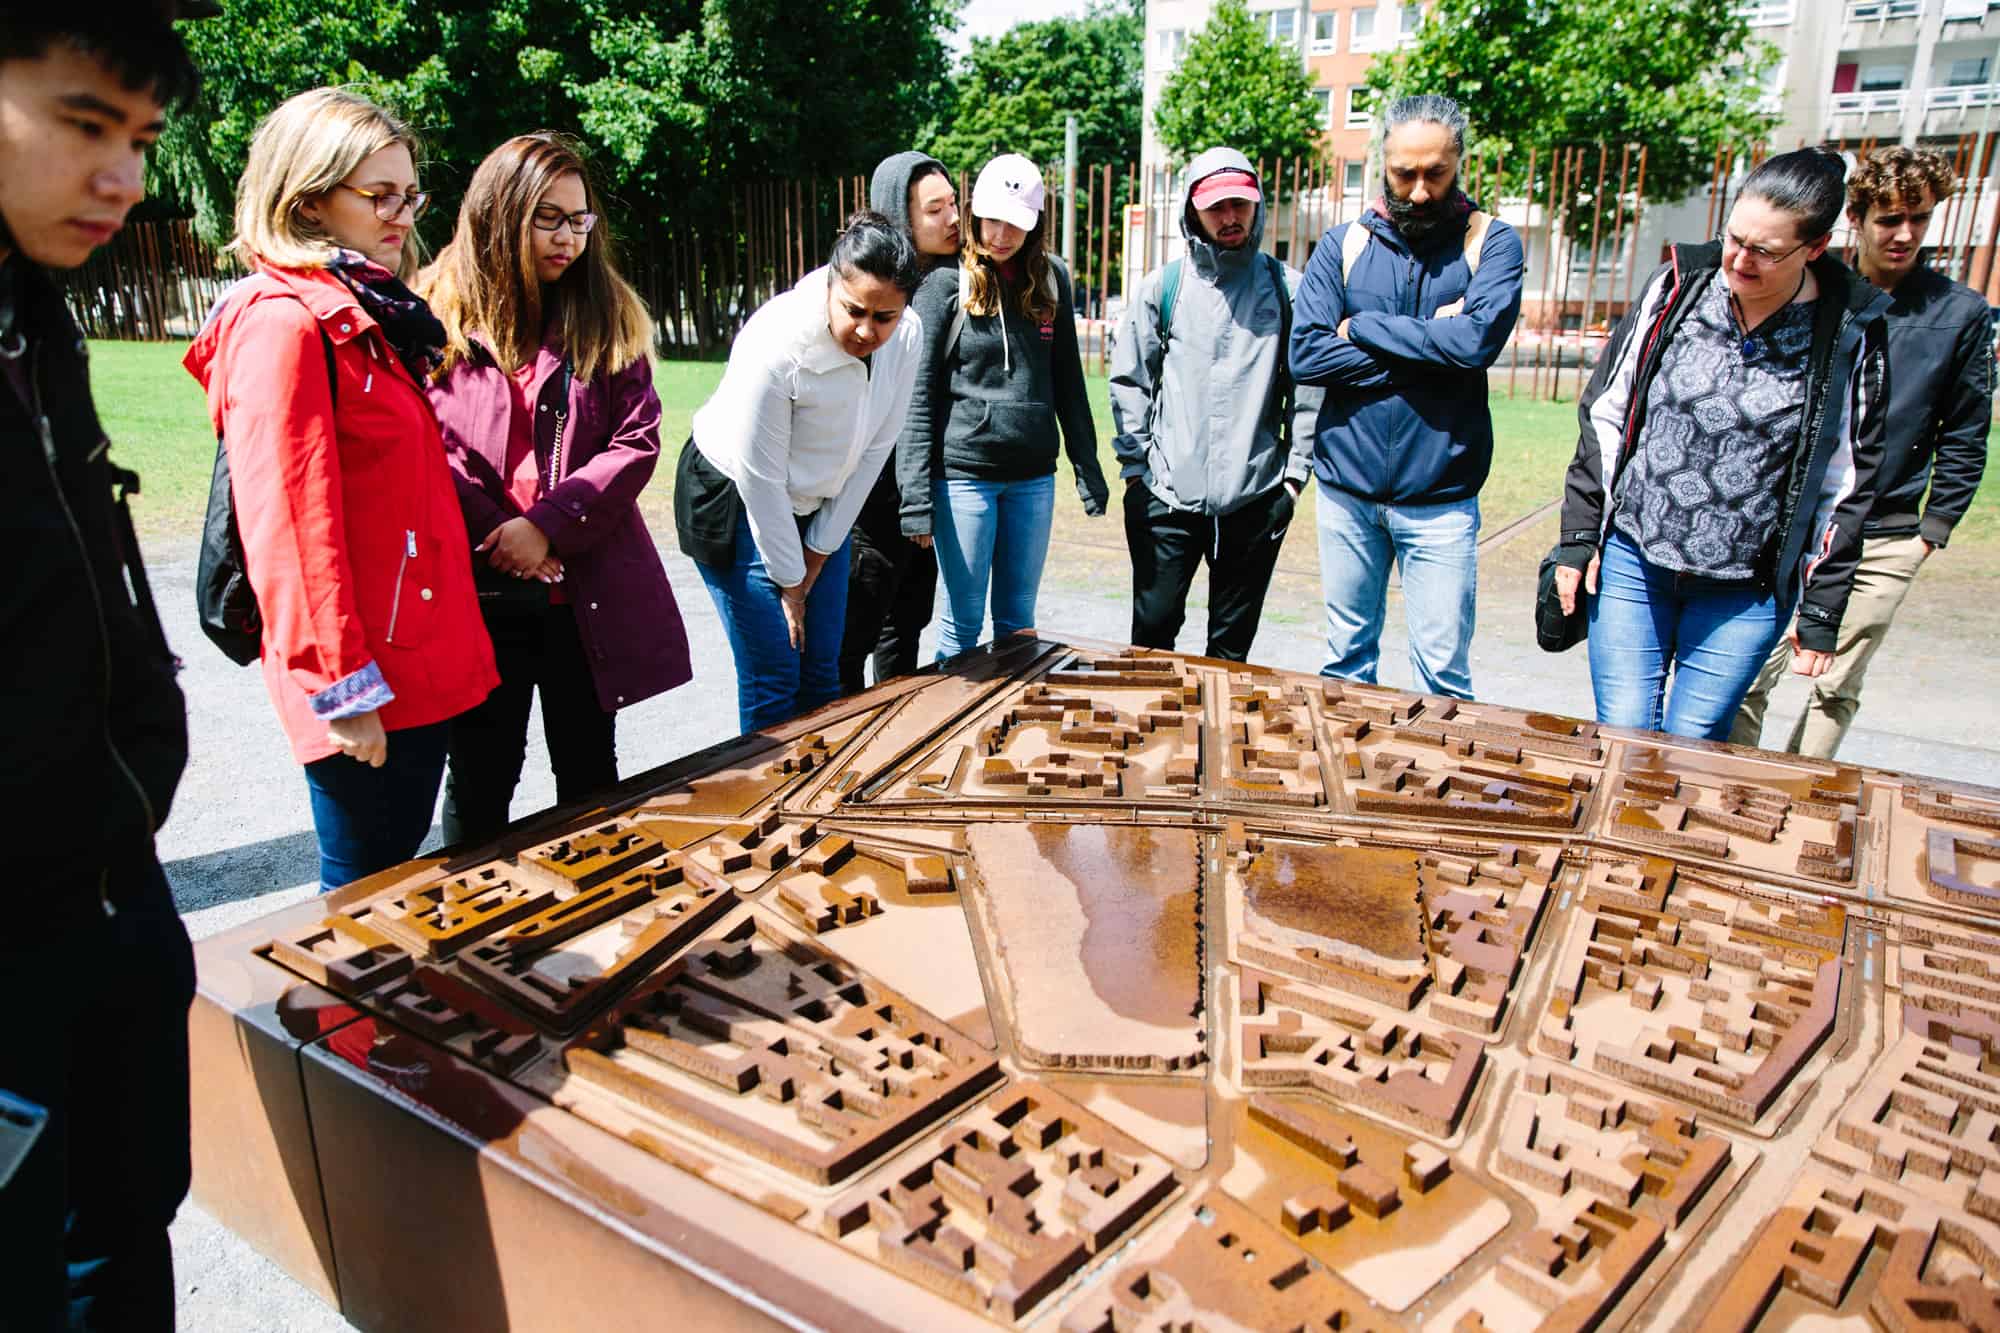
[1612, 275, 1816, 580]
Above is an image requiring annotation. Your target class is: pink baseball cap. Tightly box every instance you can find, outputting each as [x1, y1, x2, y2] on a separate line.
[1192, 169, 1261, 209]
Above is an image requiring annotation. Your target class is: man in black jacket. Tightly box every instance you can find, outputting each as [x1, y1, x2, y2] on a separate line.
[1732, 147, 1993, 757]
[0, 11, 200, 1328]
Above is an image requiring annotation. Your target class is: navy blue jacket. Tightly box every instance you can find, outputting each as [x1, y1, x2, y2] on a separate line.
[1288, 200, 1525, 505]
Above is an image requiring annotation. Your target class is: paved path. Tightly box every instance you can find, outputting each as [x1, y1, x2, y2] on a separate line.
[155, 519, 2000, 1328]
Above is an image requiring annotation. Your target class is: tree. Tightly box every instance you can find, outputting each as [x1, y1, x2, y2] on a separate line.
[1151, 0, 1322, 168]
[1365, 0, 1778, 205]
[924, 0, 1142, 175]
[152, 0, 960, 245]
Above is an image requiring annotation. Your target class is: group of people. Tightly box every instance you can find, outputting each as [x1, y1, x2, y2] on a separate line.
[7, 5, 1993, 1324]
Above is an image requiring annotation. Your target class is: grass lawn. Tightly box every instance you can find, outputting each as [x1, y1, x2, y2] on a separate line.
[89, 339, 2000, 577]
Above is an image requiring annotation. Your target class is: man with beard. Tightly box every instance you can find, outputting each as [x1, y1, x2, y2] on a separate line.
[1109, 148, 1321, 660]
[1730, 145, 1991, 756]
[1289, 93, 1524, 698]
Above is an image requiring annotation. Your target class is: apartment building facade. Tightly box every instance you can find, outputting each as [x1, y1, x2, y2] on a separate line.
[1141, 0, 1425, 181]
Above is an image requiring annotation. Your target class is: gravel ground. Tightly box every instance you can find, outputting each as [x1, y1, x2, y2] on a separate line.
[157, 521, 2000, 1330]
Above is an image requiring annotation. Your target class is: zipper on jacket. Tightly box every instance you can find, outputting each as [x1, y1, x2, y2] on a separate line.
[385, 528, 415, 642]
[28, 342, 150, 915]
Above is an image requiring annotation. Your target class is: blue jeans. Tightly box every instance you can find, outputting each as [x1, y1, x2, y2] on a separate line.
[1315, 482, 1479, 698]
[696, 515, 852, 734]
[302, 719, 450, 891]
[1587, 530, 1785, 741]
[932, 474, 1055, 661]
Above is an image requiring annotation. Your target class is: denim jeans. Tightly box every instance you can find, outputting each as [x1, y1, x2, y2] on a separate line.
[302, 719, 450, 891]
[1, 858, 194, 1331]
[1587, 530, 1785, 741]
[932, 474, 1055, 662]
[1314, 481, 1479, 698]
[696, 514, 852, 734]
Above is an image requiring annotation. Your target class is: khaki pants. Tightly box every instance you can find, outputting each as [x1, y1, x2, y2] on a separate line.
[1729, 534, 1929, 758]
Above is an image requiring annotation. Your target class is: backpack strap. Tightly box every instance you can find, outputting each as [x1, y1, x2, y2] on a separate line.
[1344, 210, 1494, 283]
[1156, 258, 1184, 352]
[1340, 221, 1371, 285]
[1463, 209, 1493, 278]
[945, 264, 972, 359]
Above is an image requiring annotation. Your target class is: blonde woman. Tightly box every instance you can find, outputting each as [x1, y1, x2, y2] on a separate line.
[421, 134, 691, 845]
[895, 152, 1107, 662]
[184, 88, 496, 888]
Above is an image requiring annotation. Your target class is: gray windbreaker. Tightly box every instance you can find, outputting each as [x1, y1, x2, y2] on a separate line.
[1109, 147, 1321, 517]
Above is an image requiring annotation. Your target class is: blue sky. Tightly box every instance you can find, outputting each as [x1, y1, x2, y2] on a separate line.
[950, 0, 1092, 55]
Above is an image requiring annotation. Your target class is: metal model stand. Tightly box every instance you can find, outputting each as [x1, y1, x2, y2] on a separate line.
[189, 635, 2000, 1330]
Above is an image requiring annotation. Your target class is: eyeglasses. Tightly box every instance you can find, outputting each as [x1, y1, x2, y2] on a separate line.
[530, 206, 598, 236]
[1721, 231, 1809, 269]
[336, 182, 431, 222]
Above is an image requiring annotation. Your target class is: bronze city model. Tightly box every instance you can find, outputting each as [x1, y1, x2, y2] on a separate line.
[188, 635, 2000, 1331]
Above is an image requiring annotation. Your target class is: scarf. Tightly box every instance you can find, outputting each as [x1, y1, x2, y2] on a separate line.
[326, 248, 446, 382]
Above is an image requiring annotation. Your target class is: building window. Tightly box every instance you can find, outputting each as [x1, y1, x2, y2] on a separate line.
[1343, 160, 1365, 193]
[1858, 63, 1907, 91]
[1351, 6, 1377, 51]
[1314, 88, 1334, 128]
[1947, 56, 1992, 86]
[1261, 9, 1299, 47]
[1399, 4, 1424, 37]
[1311, 11, 1338, 53]
[1156, 27, 1186, 67]
[1345, 85, 1374, 129]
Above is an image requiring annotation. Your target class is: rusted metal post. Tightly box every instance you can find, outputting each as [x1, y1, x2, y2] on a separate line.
[1510, 146, 1535, 398]
[1625, 145, 1648, 312]
[1605, 143, 1633, 325]
[1578, 143, 1609, 358]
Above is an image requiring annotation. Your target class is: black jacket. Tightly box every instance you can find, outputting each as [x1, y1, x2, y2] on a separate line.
[1560, 242, 1890, 652]
[2, 257, 186, 920]
[895, 254, 1109, 536]
[1862, 264, 1991, 548]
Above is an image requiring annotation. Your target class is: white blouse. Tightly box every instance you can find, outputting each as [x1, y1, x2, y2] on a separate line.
[691, 266, 922, 587]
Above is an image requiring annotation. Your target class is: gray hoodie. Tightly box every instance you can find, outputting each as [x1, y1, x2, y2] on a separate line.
[1109, 147, 1321, 517]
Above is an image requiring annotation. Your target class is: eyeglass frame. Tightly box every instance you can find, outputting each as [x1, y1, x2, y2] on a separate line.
[335, 182, 432, 222]
[530, 205, 599, 236]
[1719, 229, 1815, 269]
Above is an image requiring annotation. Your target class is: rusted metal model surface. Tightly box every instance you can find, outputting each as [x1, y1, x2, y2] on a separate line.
[189, 636, 2000, 1330]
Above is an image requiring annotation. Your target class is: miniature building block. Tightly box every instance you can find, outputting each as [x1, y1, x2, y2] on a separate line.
[197, 636, 2000, 1330]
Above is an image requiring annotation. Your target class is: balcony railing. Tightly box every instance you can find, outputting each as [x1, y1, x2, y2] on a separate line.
[1830, 89, 1910, 113]
[1928, 82, 2000, 108]
[1845, 0, 1922, 19]
[1734, 0, 1795, 25]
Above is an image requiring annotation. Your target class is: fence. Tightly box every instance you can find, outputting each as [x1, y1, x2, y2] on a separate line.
[61, 138, 2000, 403]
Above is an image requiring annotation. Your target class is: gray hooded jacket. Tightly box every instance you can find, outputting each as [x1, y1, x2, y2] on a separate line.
[1109, 147, 1321, 517]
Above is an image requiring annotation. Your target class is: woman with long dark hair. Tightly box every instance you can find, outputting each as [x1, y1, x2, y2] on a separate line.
[421, 133, 691, 845]
[1554, 148, 1890, 740]
[674, 212, 924, 732]
[897, 153, 1109, 662]
[184, 88, 497, 888]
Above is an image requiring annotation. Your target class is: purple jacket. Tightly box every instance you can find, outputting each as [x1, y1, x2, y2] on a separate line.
[426, 337, 692, 712]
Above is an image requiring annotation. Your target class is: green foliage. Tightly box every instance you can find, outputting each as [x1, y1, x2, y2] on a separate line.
[1365, 0, 1778, 205]
[924, 0, 1142, 174]
[1151, 0, 1322, 168]
[154, 0, 960, 245]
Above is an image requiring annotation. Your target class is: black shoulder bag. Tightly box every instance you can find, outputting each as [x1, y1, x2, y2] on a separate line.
[195, 325, 337, 666]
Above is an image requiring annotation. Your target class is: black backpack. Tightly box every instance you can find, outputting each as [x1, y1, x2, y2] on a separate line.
[195, 323, 337, 665]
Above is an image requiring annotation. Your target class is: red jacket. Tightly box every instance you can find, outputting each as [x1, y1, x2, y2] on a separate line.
[184, 264, 497, 763]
